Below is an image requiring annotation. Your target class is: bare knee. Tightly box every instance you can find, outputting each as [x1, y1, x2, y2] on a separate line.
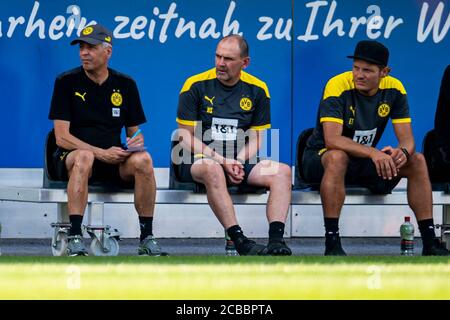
[201, 163, 226, 187]
[322, 150, 349, 173]
[409, 152, 426, 166]
[404, 152, 428, 176]
[269, 163, 291, 186]
[130, 152, 154, 176]
[71, 150, 94, 176]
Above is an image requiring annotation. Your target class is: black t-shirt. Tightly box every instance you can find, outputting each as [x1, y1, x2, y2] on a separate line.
[434, 65, 450, 141]
[177, 68, 270, 158]
[48, 67, 146, 149]
[307, 71, 411, 150]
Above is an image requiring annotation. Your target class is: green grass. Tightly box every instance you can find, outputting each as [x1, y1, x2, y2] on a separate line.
[0, 256, 448, 299]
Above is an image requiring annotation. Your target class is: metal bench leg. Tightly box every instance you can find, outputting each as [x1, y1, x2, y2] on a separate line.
[442, 205, 450, 250]
[85, 202, 121, 256]
[50, 203, 71, 256]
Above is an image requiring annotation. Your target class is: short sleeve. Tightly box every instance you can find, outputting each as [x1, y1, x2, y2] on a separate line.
[319, 96, 345, 125]
[176, 83, 200, 126]
[250, 89, 271, 130]
[390, 92, 410, 122]
[48, 76, 71, 121]
[125, 79, 147, 127]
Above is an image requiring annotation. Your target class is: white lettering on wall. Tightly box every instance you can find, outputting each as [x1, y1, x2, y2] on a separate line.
[274, 18, 292, 40]
[298, 1, 327, 42]
[199, 18, 220, 39]
[384, 16, 403, 38]
[66, 5, 81, 32]
[257, 17, 292, 41]
[222, 1, 241, 36]
[7, 16, 25, 38]
[114, 16, 131, 39]
[175, 18, 196, 38]
[25, 1, 45, 38]
[323, 1, 345, 37]
[417, 2, 450, 43]
[257, 17, 273, 40]
[130, 16, 147, 40]
[49, 16, 66, 40]
[0, 0, 447, 45]
[159, 3, 178, 43]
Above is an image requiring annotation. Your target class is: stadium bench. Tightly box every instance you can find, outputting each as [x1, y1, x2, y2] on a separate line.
[292, 127, 450, 249]
[0, 130, 449, 256]
[1, 185, 450, 255]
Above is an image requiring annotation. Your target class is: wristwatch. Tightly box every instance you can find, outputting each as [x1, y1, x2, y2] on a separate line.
[401, 147, 410, 161]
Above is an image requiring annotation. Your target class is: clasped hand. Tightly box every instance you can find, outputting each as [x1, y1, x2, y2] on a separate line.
[372, 146, 407, 180]
[223, 159, 245, 185]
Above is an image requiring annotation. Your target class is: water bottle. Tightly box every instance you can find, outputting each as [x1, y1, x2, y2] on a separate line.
[400, 216, 414, 256]
[225, 233, 238, 256]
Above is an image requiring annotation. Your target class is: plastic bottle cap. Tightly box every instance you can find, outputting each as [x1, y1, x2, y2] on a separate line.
[405, 216, 410, 222]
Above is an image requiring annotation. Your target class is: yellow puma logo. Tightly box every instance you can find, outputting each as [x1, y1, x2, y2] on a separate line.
[349, 105, 355, 117]
[75, 91, 87, 102]
[204, 95, 215, 106]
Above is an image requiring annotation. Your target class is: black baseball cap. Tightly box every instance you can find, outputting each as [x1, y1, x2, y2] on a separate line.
[347, 40, 389, 66]
[70, 24, 113, 46]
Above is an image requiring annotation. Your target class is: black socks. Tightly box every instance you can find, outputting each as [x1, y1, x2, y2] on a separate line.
[269, 221, 285, 242]
[69, 214, 83, 236]
[418, 218, 436, 248]
[324, 217, 339, 237]
[139, 216, 154, 241]
[226, 225, 245, 242]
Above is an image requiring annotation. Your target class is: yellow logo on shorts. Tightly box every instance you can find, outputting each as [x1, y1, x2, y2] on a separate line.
[378, 103, 390, 117]
[240, 97, 252, 111]
[82, 26, 94, 35]
[111, 91, 123, 106]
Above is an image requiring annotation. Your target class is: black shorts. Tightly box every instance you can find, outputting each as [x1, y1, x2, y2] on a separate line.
[52, 147, 129, 186]
[177, 153, 257, 188]
[302, 148, 401, 194]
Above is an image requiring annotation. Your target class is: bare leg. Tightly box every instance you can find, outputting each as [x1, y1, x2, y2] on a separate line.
[65, 150, 94, 215]
[320, 150, 349, 218]
[191, 159, 237, 228]
[247, 160, 291, 223]
[398, 153, 433, 221]
[120, 152, 156, 217]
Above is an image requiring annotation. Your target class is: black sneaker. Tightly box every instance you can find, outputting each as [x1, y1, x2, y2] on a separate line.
[263, 239, 292, 256]
[422, 239, 450, 256]
[233, 236, 266, 256]
[324, 235, 347, 256]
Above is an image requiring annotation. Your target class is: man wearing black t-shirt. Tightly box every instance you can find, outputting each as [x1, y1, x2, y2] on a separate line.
[428, 65, 450, 181]
[176, 35, 292, 256]
[49, 24, 166, 256]
[303, 40, 449, 256]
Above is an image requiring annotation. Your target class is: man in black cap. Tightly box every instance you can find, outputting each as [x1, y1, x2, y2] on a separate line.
[302, 40, 449, 256]
[48, 24, 167, 256]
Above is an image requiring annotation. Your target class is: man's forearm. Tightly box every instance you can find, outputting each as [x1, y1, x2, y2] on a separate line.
[177, 128, 225, 164]
[325, 135, 378, 158]
[56, 132, 103, 157]
[236, 132, 261, 162]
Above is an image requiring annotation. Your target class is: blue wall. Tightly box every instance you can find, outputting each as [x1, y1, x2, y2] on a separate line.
[0, 0, 448, 168]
